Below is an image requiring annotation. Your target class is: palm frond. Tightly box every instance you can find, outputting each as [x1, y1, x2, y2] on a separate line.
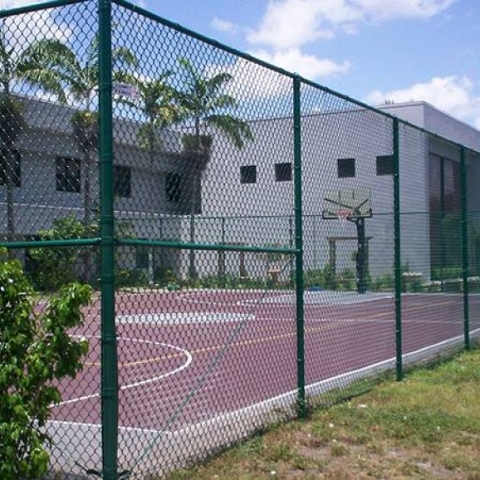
[206, 114, 254, 149]
[177, 57, 253, 149]
[205, 93, 237, 111]
[86, 35, 100, 69]
[205, 72, 233, 94]
[112, 46, 138, 68]
[138, 122, 162, 151]
[17, 39, 81, 103]
[178, 57, 199, 83]
[20, 69, 67, 102]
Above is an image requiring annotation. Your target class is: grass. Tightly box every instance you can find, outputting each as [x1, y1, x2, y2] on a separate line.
[166, 346, 480, 479]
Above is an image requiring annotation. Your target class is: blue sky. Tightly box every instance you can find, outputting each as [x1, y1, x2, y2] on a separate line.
[141, 0, 480, 129]
[4, 0, 480, 128]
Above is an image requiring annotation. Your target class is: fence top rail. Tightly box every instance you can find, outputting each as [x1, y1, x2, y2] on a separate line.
[0, 0, 84, 17]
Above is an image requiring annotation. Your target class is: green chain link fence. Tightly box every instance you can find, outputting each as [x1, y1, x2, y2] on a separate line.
[1, 0, 480, 478]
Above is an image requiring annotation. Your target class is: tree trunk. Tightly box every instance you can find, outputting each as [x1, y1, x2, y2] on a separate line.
[188, 162, 200, 280]
[185, 133, 212, 280]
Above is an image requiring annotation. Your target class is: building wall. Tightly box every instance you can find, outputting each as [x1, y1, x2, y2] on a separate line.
[0, 97, 190, 236]
[189, 108, 431, 282]
[3, 97, 480, 285]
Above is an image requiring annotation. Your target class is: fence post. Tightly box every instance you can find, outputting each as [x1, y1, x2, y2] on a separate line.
[393, 118, 403, 381]
[293, 75, 306, 417]
[98, 0, 118, 478]
[460, 146, 470, 350]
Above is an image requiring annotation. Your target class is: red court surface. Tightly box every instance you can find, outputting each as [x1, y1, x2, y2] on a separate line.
[50, 289, 480, 434]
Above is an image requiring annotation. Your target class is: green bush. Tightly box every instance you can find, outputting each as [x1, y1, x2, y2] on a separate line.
[305, 264, 364, 291]
[116, 268, 149, 288]
[154, 267, 179, 286]
[28, 215, 98, 291]
[371, 273, 394, 291]
[304, 269, 323, 288]
[336, 268, 357, 291]
[431, 266, 463, 281]
[304, 264, 337, 290]
[0, 249, 91, 479]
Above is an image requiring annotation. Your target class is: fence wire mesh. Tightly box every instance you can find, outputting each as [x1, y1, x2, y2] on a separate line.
[0, 0, 479, 478]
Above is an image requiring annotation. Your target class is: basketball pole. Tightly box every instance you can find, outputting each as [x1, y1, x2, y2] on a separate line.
[355, 217, 367, 294]
[324, 197, 370, 294]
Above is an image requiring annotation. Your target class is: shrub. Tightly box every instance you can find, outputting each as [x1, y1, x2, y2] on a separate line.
[0, 248, 91, 479]
[372, 273, 395, 291]
[28, 215, 98, 291]
[304, 264, 336, 290]
[154, 266, 179, 286]
[337, 268, 357, 291]
[431, 266, 463, 281]
[116, 268, 149, 288]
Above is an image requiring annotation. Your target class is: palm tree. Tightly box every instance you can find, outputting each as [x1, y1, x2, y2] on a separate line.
[36, 35, 138, 225]
[119, 71, 181, 157]
[31, 35, 137, 282]
[0, 37, 69, 240]
[176, 57, 254, 278]
[117, 71, 182, 284]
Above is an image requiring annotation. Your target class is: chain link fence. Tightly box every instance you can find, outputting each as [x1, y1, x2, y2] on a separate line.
[0, 1, 479, 478]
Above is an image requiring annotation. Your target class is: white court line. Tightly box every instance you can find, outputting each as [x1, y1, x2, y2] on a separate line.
[47, 326, 480, 478]
[48, 419, 174, 436]
[116, 312, 254, 325]
[167, 326, 480, 438]
[57, 336, 193, 407]
[175, 289, 272, 307]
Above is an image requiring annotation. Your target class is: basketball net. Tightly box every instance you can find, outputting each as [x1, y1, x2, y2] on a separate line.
[337, 208, 351, 231]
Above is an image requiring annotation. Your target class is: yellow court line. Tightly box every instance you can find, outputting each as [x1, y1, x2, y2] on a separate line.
[84, 322, 336, 368]
[84, 298, 461, 368]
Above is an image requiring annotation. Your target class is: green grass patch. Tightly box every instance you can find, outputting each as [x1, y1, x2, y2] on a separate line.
[165, 346, 480, 479]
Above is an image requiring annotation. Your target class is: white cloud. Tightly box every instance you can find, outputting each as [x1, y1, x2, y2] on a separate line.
[247, 0, 456, 50]
[352, 0, 456, 21]
[203, 49, 350, 104]
[365, 76, 480, 127]
[210, 17, 240, 34]
[247, 0, 335, 50]
[1, 1, 73, 45]
[205, 57, 292, 101]
[251, 48, 351, 79]
[1, 0, 36, 6]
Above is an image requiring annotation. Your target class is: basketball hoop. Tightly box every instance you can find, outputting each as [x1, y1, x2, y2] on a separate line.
[337, 208, 352, 229]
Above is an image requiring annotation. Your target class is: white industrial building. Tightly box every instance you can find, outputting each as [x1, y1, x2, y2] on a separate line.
[2, 96, 480, 286]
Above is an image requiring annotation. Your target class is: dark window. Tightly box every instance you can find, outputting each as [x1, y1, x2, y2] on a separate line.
[429, 155, 461, 273]
[0, 149, 21, 187]
[429, 156, 460, 213]
[443, 159, 460, 212]
[376, 155, 394, 176]
[337, 158, 355, 178]
[56, 157, 81, 192]
[275, 162, 292, 182]
[114, 166, 131, 198]
[166, 172, 181, 203]
[240, 165, 256, 184]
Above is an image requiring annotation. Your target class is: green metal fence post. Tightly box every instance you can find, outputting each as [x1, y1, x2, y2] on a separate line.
[293, 75, 306, 417]
[460, 145, 470, 350]
[98, 0, 118, 478]
[393, 118, 403, 381]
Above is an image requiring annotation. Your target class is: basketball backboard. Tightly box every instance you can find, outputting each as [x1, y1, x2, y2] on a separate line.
[322, 188, 372, 220]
